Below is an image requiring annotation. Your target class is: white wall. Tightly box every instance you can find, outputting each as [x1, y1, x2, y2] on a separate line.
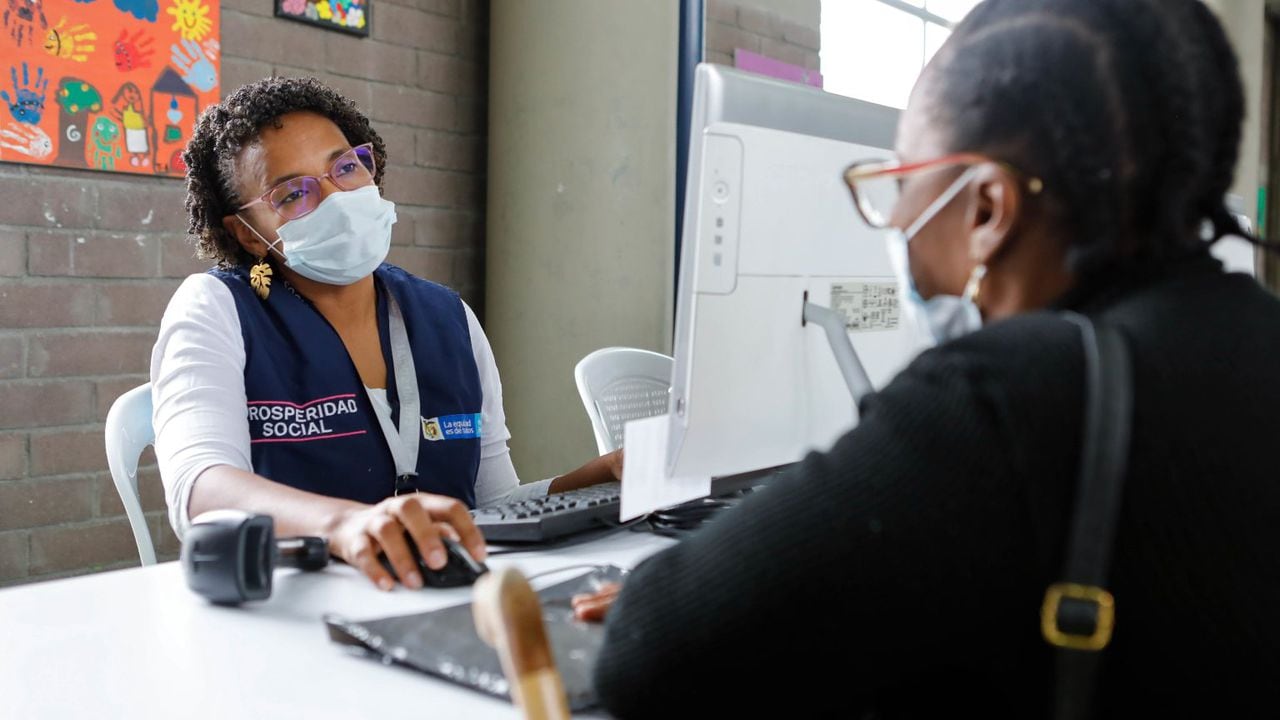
[486, 0, 678, 480]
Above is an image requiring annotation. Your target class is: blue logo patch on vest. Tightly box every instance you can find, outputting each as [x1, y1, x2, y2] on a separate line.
[422, 413, 482, 441]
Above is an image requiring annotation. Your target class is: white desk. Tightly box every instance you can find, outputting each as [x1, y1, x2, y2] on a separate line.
[0, 530, 675, 720]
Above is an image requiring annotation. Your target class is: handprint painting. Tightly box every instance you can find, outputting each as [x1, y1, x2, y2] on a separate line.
[0, 0, 217, 175]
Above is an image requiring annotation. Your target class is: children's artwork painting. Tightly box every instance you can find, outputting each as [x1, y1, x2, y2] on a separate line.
[0, 0, 219, 176]
[275, 0, 368, 37]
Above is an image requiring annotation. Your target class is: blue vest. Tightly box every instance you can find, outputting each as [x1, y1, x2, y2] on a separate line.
[212, 263, 482, 507]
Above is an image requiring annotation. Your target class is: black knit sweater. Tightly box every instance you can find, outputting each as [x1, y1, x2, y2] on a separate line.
[593, 254, 1280, 718]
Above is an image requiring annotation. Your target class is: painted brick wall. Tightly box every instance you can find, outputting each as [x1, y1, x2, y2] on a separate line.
[0, 0, 488, 585]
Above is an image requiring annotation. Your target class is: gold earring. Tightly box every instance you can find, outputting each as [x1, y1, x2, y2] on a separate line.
[963, 263, 988, 303]
[249, 256, 273, 300]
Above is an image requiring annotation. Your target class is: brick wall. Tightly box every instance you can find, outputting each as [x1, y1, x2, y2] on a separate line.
[0, 0, 489, 586]
[704, 0, 820, 73]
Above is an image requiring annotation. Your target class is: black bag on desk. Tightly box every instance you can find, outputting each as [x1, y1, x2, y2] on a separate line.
[324, 565, 626, 712]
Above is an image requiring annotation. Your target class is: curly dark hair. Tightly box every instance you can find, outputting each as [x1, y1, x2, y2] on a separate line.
[182, 76, 388, 268]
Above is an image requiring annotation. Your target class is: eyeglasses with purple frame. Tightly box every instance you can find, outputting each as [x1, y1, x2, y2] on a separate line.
[238, 143, 378, 221]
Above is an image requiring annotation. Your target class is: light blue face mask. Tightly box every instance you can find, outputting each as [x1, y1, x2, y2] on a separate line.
[884, 166, 988, 347]
[241, 185, 398, 286]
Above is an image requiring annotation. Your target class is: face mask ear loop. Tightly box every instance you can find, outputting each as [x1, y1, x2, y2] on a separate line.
[902, 165, 984, 241]
[237, 214, 285, 263]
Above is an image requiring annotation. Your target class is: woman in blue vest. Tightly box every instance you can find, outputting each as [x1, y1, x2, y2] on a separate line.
[151, 77, 622, 590]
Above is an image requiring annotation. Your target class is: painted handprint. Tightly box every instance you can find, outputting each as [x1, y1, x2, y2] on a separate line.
[200, 36, 217, 60]
[0, 122, 51, 159]
[113, 28, 154, 72]
[43, 17, 96, 62]
[1, 62, 49, 124]
[170, 36, 215, 92]
[3, 0, 48, 48]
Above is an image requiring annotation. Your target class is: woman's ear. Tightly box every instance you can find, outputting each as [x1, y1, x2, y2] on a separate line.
[223, 214, 269, 259]
[965, 163, 1023, 265]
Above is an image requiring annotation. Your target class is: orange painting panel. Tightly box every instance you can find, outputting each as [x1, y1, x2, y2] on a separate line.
[0, 0, 220, 176]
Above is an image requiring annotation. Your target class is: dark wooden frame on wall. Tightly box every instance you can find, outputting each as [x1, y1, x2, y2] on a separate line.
[274, 0, 372, 37]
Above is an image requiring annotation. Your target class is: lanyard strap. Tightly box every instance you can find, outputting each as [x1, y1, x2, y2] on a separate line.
[365, 291, 420, 493]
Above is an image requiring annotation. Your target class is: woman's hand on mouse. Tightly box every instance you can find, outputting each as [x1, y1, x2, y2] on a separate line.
[327, 493, 488, 591]
[571, 582, 622, 622]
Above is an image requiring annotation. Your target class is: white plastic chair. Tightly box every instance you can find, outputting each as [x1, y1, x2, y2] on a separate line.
[104, 382, 158, 565]
[574, 347, 674, 454]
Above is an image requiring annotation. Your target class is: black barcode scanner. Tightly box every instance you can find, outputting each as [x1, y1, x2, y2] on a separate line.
[181, 510, 329, 605]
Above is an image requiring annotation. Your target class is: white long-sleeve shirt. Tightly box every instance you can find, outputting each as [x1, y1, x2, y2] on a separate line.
[150, 273, 550, 538]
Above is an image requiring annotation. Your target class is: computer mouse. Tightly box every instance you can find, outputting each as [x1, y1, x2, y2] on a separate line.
[378, 534, 489, 588]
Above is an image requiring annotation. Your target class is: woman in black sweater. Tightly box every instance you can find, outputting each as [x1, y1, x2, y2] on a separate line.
[586, 0, 1280, 716]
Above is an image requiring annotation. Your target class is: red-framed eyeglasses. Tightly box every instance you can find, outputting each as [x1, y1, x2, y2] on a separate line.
[843, 152, 1043, 229]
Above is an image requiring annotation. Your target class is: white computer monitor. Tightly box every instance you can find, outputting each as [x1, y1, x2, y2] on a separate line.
[666, 64, 923, 480]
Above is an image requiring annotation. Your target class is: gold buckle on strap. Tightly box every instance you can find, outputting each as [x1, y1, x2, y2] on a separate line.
[1041, 582, 1115, 651]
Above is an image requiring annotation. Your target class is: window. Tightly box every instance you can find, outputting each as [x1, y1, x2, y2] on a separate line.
[820, 0, 980, 109]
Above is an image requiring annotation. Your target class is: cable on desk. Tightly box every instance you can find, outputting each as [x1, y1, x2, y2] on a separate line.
[486, 487, 759, 550]
[631, 495, 746, 537]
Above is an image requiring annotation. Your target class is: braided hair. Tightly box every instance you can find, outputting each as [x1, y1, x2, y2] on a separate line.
[182, 76, 388, 268]
[1164, 0, 1255, 243]
[922, 0, 1265, 277]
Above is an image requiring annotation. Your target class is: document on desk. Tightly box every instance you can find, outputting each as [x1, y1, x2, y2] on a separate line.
[620, 414, 711, 521]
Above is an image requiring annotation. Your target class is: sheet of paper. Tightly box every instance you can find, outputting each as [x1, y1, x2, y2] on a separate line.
[619, 414, 711, 521]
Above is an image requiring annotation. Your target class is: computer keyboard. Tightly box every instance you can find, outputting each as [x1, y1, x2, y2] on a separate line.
[472, 466, 786, 544]
[472, 481, 624, 543]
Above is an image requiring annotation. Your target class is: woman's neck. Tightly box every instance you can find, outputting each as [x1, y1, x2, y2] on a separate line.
[280, 265, 377, 329]
[979, 231, 1075, 323]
